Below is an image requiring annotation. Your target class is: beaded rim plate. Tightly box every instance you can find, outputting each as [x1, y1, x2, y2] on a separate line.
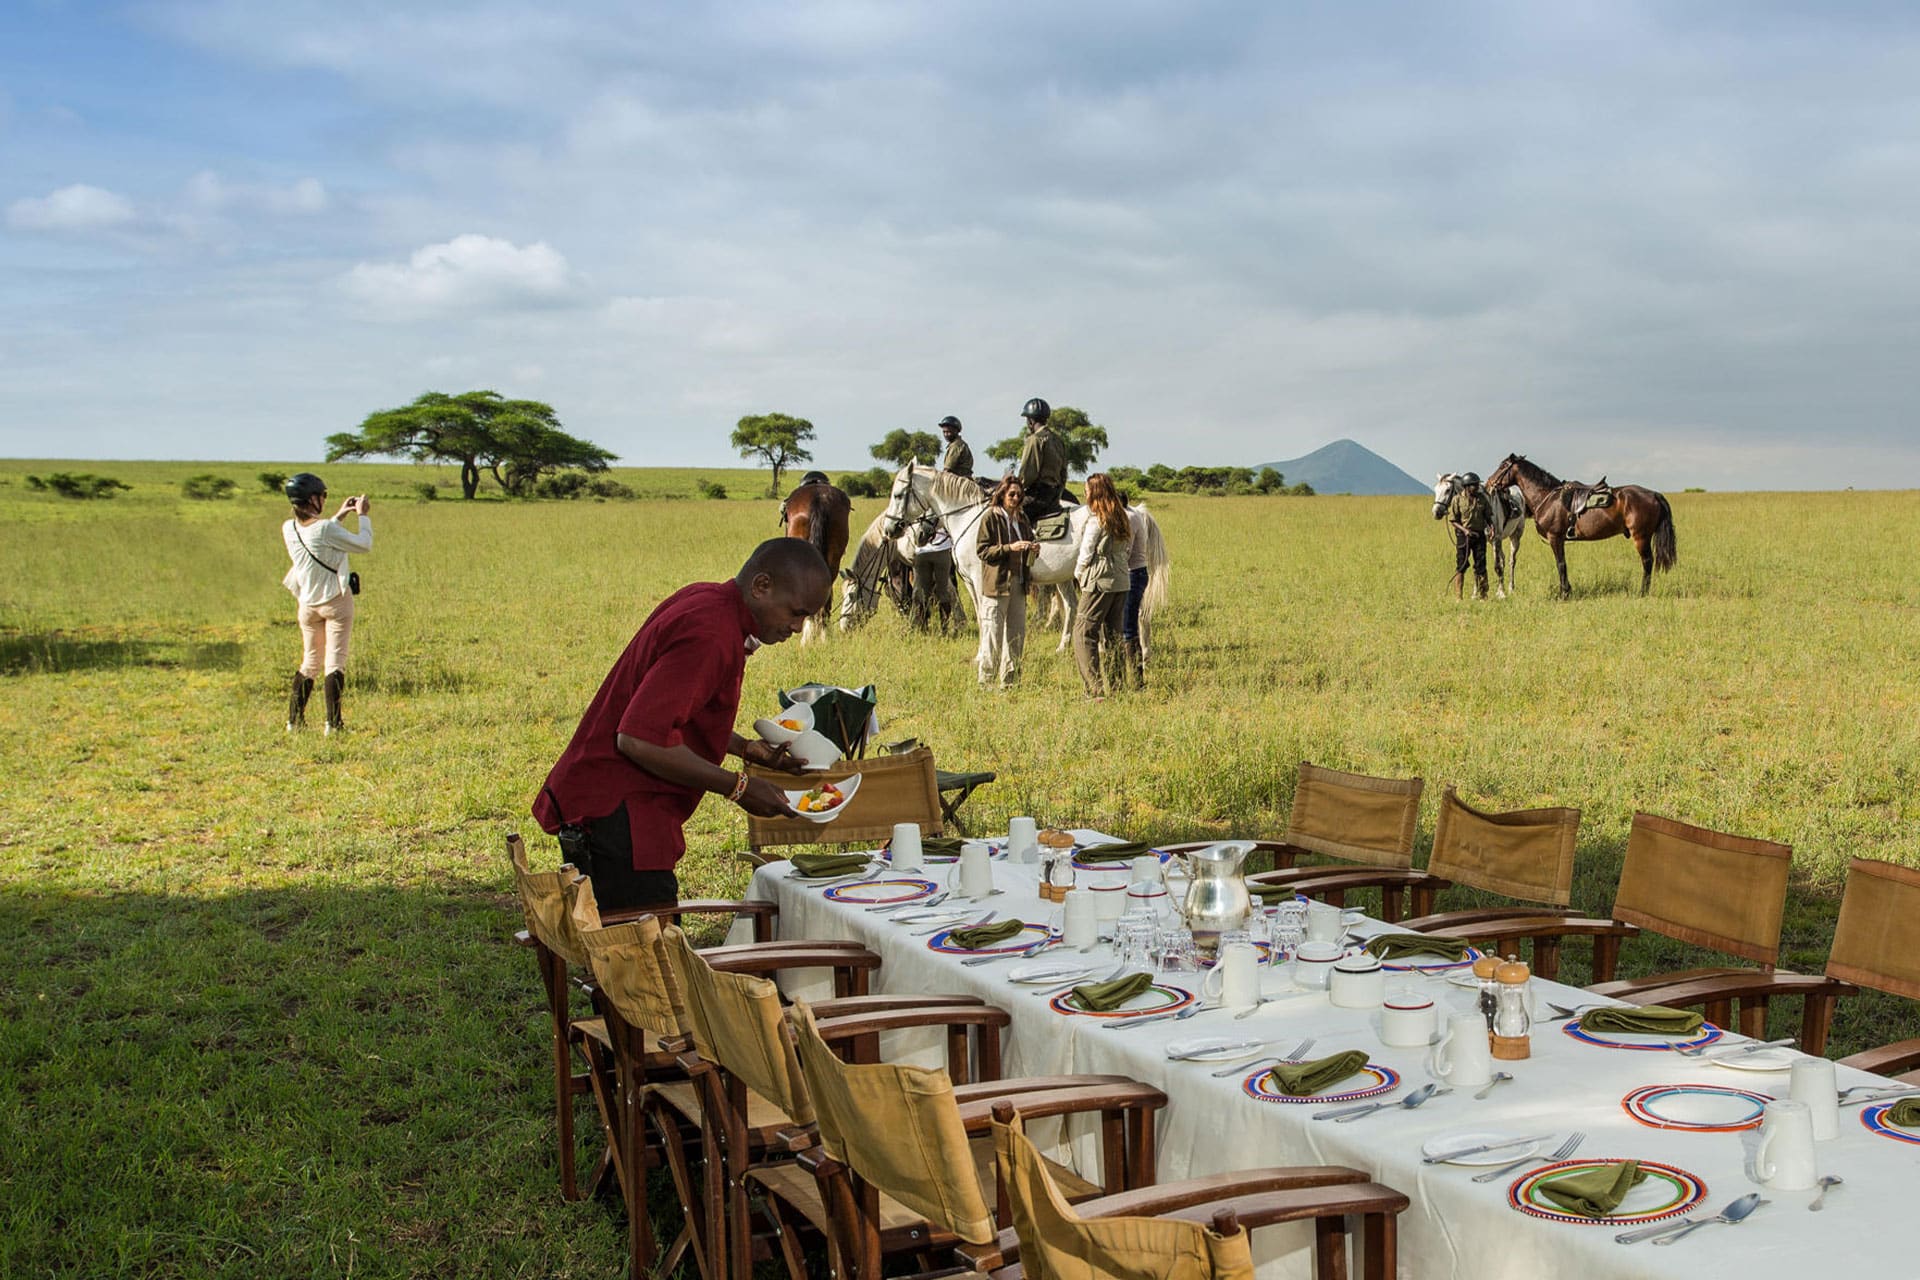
[1507, 1158, 1706, 1225]
[926, 923, 1053, 955]
[1562, 1021, 1724, 1052]
[1048, 982, 1196, 1018]
[1861, 1101, 1920, 1146]
[821, 877, 937, 906]
[1241, 1061, 1399, 1104]
[1621, 1083, 1773, 1132]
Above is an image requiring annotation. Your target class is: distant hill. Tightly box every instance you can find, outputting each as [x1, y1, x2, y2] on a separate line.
[1254, 439, 1429, 496]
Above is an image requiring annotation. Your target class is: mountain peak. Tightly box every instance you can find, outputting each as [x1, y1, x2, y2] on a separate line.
[1253, 440, 1428, 496]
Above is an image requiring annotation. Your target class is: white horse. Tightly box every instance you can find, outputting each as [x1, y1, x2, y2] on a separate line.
[1432, 472, 1527, 598]
[837, 511, 917, 630]
[880, 464, 1171, 659]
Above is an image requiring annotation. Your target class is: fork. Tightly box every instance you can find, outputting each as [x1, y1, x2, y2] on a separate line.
[1212, 1037, 1314, 1078]
[1472, 1130, 1585, 1182]
[914, 911, 994, 937]
[963, 935, 1058, 966]
[868, 889, 947, 914]
[1545, 1002, 1605, 1022]
[1675, 1035, 1795, 1059]
[1032, 963, 1127, 998]
[1839, 1085, 1920, 1107]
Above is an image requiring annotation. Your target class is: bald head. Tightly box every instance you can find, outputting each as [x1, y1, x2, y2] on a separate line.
[735, 538, 833, 644]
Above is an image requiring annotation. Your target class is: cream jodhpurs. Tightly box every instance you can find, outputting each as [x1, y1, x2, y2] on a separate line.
[297, 591, 354, 678]
[976, 590, 1027, 687]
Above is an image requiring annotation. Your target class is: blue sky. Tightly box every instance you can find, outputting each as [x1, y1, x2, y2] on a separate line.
[5, 1, 1920, 488]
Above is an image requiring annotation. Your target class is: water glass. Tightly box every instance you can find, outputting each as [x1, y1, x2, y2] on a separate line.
[1155, 925, 1197, 973]
[1114, 916, 1156, 969]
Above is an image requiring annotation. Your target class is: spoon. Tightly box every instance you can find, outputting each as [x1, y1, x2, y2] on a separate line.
[1648, 1192, 1768, 1245]
[1106, 1001, 1214, 1031]
[1329, 1083, 1449, 1123]
[869, 889, 946, 914]
[1474, 1071, 1514, 1100]
[1675, 1035, 1795, 1060]
[1808, 1176, 1842, 1212]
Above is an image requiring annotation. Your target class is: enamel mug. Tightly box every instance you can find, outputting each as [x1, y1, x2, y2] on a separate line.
[1427, 1011, 1495, 1088]
[890, 822, 924, 872]
[1756, 1099, 1819, 1190]
[1203, 941, 1262, 1009]
[946, 841, 994, 899]
[1304, 899, 1344, 944]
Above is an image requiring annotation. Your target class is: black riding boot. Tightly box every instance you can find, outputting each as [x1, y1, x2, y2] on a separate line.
[1473, 572, 1489, 600]
[286, 672, 314, 730]
[323, 671, 345, 734]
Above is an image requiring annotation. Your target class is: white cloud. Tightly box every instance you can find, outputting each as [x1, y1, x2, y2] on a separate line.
[7, 183, 138, 233]
[342, 234, 583, 312]
[184, 171, 329, 215]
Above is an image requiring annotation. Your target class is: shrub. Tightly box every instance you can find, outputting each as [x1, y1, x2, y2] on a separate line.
[535, 472, 637, 501]
[257, 471, 288, 494]
[412, 482, 439, 501]
[586, 478, 635, 500]
[39, 472, 131, 499]
[181, 474, 239, 500]
[24, 475, 46, 491]
[697, 478, 728, 500]
[838, 467, 893, 498]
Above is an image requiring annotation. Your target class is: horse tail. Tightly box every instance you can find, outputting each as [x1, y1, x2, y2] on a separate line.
[1652, 492, 1677, 572]
[803, 487, 833, 562]
[1139, 509, 1172, 620]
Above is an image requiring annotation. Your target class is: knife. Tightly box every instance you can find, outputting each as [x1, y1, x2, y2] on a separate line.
[1421, 1133, 1556, 1165]
[914, 911, 994, 937]
[1103, 1004, 1219, 1031]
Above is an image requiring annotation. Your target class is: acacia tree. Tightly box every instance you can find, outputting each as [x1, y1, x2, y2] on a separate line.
[326, 391, 613, 498]
[869, 429, 941, 467]
[984, 404, 1110, 476]
[731, 412, 815, 495]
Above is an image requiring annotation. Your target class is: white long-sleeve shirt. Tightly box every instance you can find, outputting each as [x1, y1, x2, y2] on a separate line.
[282, 515, 372, 606]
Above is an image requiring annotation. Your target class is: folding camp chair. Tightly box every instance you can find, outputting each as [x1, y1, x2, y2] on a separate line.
[1828, 858, 1920, 1082]
[745, 745, 945, 861]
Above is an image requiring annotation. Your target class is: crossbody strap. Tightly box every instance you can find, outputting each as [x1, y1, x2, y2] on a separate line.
[290, 519, 345, 578]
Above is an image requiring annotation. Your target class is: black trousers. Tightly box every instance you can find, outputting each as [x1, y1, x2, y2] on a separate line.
[1453, 529, 1488, 576]
[572, 804, 679, 912]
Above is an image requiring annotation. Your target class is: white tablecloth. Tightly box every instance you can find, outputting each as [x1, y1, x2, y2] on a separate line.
[739, 842, 1919, 1280]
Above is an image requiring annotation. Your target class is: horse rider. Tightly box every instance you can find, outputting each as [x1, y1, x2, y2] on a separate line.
[1015, 397, 1068, 526]
[1442, 471, 1493, 600]
[937, 415, 973, 478]
[779, 470, 833, 526]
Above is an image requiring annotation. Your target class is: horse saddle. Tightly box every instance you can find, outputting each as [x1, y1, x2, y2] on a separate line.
[1562, 477, 1613, 516]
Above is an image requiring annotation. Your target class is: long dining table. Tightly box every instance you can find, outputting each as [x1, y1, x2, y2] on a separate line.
[736, 833, 1920, 1279]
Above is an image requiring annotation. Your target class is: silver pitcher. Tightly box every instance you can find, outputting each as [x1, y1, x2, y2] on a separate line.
[1173, 841, 1254, 956]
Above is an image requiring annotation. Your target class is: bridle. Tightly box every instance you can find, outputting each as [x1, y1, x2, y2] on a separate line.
[885, 465, 993, 546]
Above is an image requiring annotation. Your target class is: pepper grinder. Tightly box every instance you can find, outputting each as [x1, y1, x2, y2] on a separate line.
[1472, 953, 1500, 1032]
[1490, 957, 1533, 1060]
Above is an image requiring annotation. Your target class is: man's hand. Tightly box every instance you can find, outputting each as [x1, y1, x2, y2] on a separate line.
[739, 739, 808, 775]
[736, 775, 801, 819]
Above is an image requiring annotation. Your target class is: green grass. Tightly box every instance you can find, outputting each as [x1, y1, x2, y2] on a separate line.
[3, 464, 1918, 1276]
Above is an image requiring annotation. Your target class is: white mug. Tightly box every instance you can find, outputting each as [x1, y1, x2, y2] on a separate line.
[1293, 940, 1342, 990]
[1427, 1012, 1495, 1088]
[1061, 890, 1098, 948]
[947, 840, 994, 898]
[1380, 994, 1438, 1047]
[1008, 816, 1039, 863]
[1789, 1059, 1839, 1141]
[1203, 941, 1262, 1009]
[1305, 899, 1344, 944]
[1756, 1099, 1819, 1190]
[1129, 854, 1163, 885]
[890, 822, 924, 872]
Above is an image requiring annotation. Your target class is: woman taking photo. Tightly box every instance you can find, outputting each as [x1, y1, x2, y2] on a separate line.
[1072, 472, 1134, 700]
[280, 472, 372, 733]
[975, 475, 1038, 689]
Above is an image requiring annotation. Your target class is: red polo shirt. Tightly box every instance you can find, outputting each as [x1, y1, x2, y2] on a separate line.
[532, 581, 756, 871]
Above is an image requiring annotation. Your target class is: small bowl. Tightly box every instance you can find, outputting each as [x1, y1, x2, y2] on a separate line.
[789, 729, 843, 770]
[783, 773, 863, 823]
[756, 704, 815, 745]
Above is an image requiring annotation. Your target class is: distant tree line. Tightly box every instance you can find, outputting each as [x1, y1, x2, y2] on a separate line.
[1109, 464, 1314, 497]
[326, 390, 615, 499]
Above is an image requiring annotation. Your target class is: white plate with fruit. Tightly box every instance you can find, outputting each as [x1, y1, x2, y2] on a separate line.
[784, 775, 862, 823]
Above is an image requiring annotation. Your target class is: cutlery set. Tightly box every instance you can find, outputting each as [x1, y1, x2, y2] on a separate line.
[1615, 1192, 1767, 1245]
[1214, 1039, 1316, 1078]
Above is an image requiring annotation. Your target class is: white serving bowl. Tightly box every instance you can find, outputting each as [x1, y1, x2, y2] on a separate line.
[755, 703, 815, 745]
[788, 729, 843, 770]
[783, 773, 863, 823]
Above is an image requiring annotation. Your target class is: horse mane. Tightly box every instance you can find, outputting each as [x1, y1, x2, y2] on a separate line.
[1503, 454, 1562, 489]
[925, 467, 986, 507]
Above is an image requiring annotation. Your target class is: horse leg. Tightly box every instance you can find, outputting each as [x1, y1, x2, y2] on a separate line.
[1055, 583, 1077, 653]
[1491, 534, 1507, 599]
[1550, 534, 1571, 598]
[1633, 531, 1654, 596]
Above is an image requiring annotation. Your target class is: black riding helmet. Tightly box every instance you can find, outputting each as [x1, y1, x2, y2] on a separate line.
[938, 415, 962, 431]
[799, 470, 831, 487]
[1021, 398, 1050, 424]
[1461, 472, 1482, 487]
[284, 472, 327, 504]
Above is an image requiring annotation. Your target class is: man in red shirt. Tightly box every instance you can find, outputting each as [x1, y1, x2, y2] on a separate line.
[533, 538, 832, 909]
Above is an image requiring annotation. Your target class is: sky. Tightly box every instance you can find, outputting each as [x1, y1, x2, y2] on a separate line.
[4, 2, 1919, 489]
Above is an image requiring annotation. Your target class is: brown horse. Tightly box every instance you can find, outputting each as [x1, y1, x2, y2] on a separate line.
[1486, 453, 1676, 597]
[780, 479, 852, 641]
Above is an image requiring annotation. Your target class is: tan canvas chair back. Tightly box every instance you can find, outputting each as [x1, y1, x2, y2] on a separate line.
[993, 1111, 1253, 1280]
[578, 915, 689, 1040]
[1426, 788, 1579, 906]
[1284, 762, 1423, 869]
[661, 927, 814, 1125]
[1613, 813, 1790, 966]
[748, 746, 944, 850]
[509, 833, 594, 967]
[788, 1002, 994, 1244]
[1826, 858, 1920, 1000]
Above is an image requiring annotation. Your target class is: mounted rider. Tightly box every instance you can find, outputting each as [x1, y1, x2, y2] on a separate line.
[937, 415, 973, 478]
[1015, 397, 1069, 528]
[1442, 471, 1493, 601]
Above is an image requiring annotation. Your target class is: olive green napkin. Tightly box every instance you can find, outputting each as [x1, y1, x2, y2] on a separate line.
[791, 852, 871, 877]
[1535, 1161, 1648, 1218]
[1070, 972, 1155, 1012]
[918, 837, 967, 859]
[1265, 1050, 1372, 1097]
[1363, 933, 1471, 962]
[1885, 1097, 1920, 1128]
[1075, 842, 1151, 863]
[948, 919, 1026, 950]
[1578, 1005, 1705, 1037]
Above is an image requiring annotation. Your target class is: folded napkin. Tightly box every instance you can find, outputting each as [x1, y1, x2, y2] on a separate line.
[1535, 1161, 1648, 1218]
[948, 919, 1026, 950]
[918, 837, 967, 859]
[1070, 972, 1155, 1012]
[790, 852, 871, 877]
[1363, 933, 1471, 962]
[1075, 842, 1151, 863]
[1578, 1005, 1705, 1037]
[1885, 1097, 1920, 1129]
[1265, 1050, 1372, 1097]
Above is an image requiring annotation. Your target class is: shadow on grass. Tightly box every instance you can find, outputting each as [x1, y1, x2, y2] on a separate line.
[0, 631, 246, 676]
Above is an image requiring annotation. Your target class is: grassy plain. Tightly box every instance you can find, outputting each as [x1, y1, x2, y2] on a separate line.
[3, 458, 1919, 1277]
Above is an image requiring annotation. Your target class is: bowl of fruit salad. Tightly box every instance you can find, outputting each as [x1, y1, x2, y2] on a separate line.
[784, 774, 861, 823]
[753, 703, 815, 745]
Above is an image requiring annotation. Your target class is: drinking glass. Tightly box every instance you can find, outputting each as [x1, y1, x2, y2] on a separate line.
[1114, 916, 1156, 970]
[1154, 924, 1197, 973]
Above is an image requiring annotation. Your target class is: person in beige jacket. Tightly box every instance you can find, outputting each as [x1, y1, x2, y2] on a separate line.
[1072, 473, 1135, 699]
[975, 477, 1039, 689]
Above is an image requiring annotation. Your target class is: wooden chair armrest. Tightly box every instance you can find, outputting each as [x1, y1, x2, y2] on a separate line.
[1609, 971, 1847, 1009]
[813, 1006, 1012, 1042]
[950, 1075, 1134, 1104]
[1442, 915, 1635, 943]
[703, 946, 882, 978]
[1588, 965, 1756, 998]
[698, 939, 868, 960]
[772, 1124, 819, 1153]
[1840, 1039, 1920, 1078]
[620, 898, 778, 941]
[1398, 906, 1578, 933]
[807, 994, 985, 1020]
[953, 1082, 1166, 1131]
[1271, 867, 1436, 893]
[1071, 1168, 1370, 1220]
[1159, 1182, 1409, 1230]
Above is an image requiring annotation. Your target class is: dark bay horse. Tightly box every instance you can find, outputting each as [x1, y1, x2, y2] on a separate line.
[1486, 454, 1676, 597]
[781, 479, 852, 641]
